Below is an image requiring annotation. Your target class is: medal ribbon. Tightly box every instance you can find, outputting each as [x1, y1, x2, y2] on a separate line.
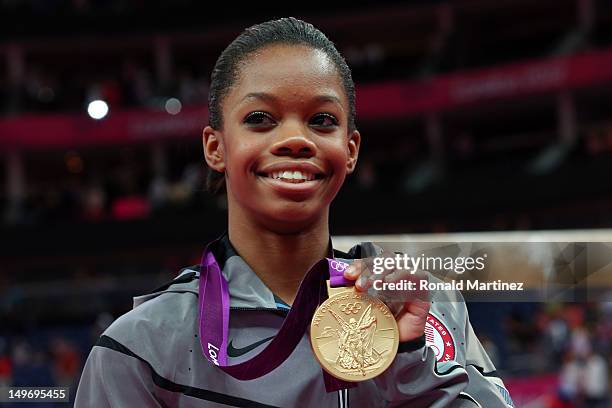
[198, 240, 357, 392]
[327, 258, 355, 288]
[321, 257, 358, 392]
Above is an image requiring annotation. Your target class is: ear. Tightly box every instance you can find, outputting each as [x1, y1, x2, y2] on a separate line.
[203, 126, 226, 172]
[346, 129, 361, 174]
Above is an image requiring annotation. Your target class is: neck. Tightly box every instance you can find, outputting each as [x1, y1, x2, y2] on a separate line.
[227, 208, 330, 306]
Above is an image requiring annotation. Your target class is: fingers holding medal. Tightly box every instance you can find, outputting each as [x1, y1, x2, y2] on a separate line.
[343, 254, 431, 343]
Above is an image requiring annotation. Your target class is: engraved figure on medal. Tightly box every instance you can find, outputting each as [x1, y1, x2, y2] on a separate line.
[329, 304, 378, 375]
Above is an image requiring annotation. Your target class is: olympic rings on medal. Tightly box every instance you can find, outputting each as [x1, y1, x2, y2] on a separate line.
[340, 302, 362, 314]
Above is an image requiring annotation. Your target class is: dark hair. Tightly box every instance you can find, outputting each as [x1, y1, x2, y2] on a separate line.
[206, 17, 356, 193]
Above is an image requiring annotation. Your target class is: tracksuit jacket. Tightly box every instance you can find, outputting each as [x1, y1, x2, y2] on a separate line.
[75, 234, 515, 407]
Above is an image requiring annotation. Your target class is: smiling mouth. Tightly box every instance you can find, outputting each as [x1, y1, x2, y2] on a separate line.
[256, 170, 325, 184]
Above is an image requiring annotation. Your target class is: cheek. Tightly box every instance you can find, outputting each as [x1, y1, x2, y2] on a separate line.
[225, 139, 259, 174]
[325, 139, 351, 173]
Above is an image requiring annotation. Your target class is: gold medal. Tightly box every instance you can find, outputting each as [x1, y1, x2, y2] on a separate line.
[310, 283, 399, 382]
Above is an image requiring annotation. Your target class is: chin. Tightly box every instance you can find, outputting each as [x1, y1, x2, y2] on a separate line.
[258, 202, 327, 233]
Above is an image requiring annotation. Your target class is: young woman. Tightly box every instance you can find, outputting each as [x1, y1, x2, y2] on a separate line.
[76, 17, 514, 407]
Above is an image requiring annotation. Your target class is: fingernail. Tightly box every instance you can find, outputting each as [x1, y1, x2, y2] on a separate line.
[345, 265, 355, 276]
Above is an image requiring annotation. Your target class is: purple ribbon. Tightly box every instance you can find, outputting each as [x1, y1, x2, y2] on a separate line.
[327, 258, 354, 288]
[198, 241, 356, 392]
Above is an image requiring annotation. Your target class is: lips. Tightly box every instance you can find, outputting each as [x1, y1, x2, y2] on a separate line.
[255, 162, 327, 194]
[256, 162, 326, 184]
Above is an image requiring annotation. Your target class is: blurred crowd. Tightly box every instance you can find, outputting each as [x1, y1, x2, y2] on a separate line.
[0, 313, 113, 408]
[497, 301, 612, 407]
[4, 155, 209, 225]
[1, 60, 210, 116]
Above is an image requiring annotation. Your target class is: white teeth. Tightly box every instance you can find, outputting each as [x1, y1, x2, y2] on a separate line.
[265, 170, 316, 182]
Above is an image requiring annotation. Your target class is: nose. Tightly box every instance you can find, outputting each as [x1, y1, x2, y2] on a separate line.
[271, 127, 316, 158]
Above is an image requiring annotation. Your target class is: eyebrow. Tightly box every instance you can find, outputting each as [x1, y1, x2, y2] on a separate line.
[240, 92, 343, 107]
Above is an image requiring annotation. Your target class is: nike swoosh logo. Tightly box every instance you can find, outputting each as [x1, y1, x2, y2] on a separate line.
[227, 336, 275, 358]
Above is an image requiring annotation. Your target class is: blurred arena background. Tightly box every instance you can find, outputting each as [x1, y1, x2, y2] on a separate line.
[1, 0, 612, 406]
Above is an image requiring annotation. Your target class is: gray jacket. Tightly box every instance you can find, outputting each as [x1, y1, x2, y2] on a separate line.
[75, 236, 514, 407]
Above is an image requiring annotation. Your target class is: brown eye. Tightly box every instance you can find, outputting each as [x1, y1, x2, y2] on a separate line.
[244, 111, 276, 128]
[310, 113, 339, 129]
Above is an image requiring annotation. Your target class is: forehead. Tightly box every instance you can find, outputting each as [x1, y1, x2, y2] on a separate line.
[227, 44, 348, 108]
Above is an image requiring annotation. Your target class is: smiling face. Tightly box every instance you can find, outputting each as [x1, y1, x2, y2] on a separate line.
[203, 44, 360, 233]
